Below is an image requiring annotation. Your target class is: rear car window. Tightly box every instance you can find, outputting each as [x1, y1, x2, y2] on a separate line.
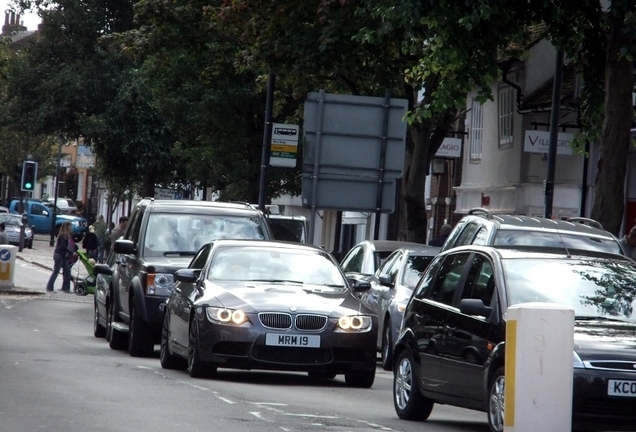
[143, 213, 268, 257]
[493, 230, 622, 255]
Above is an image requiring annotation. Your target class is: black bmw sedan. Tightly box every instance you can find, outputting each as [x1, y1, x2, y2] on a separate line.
[393, 245, 636, 432]
[160, 239, 377, 387]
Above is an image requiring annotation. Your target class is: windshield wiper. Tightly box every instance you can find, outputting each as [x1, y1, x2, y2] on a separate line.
[575, 316, 627, 322]
[250, 279, 304, 285]
[163, 251, 196, 257]
[320, 284, 345, 288]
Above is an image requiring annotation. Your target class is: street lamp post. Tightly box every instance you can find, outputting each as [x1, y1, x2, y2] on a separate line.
[49, 136, 63, 246]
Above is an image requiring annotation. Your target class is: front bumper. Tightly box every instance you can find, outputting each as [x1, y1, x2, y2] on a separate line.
[194, 311, 377, 374]
[572, 368, 636, 431]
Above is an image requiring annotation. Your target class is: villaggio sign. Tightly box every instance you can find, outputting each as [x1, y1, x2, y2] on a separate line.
[524, 130, 574, 155]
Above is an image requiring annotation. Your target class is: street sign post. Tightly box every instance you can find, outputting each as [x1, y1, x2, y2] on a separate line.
[270, 123, 299, 167]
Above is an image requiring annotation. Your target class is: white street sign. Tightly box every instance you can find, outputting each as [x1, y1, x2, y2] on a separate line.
[524, 130, 574, 155]
[270, 123, 299, 168]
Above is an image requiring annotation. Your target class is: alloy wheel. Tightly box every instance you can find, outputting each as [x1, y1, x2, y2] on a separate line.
[394, 355, 413, 410]
[489, 373, 505, 432]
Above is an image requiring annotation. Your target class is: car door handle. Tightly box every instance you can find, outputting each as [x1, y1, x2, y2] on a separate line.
[444, 325, 456, 336]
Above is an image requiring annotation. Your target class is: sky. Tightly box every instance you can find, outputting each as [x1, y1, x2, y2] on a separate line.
[0, 1, 41, 31]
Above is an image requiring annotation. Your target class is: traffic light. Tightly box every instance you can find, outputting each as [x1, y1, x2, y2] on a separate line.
[21, 161, 38, 192]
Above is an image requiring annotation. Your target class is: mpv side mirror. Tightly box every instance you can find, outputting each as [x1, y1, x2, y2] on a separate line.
[113, 239, 136, 254]
[459, 298, 492, 318]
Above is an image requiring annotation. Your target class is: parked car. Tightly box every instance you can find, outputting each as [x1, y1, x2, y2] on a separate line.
[358, 245, 440, 370]
[267, 214, 309, 243]
[159, 239, 377, 387]
[441, 208, 623, 255]
[340, 240, 425, 279]
[46, 197, 78, 214]
[0, 213, 33, 248]
[92, 199, 273, 357]
[393, 244, 636, 432]
[8, 199, 86, 241]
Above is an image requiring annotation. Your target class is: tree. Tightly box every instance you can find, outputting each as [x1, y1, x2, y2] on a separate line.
[4, 0, 178, 197]
[209, 0, 529, 242]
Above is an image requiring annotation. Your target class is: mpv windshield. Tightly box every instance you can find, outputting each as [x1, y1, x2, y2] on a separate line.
[494, 229, 621, 255]
[143, 213, 268, 257]
[503, 258, 636, 322]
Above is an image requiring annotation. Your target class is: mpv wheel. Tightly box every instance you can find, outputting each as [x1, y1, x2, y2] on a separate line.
[128, 298, 154, 357]
[93, 297, 106, 338]
[393, 350, 433, 421]
[381, 322, 393, 371]
[488, 367, 505, 432]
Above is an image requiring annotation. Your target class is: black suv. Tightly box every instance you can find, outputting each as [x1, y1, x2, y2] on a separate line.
[393, 245, 636, 432]
[93, 199, 272, 357]
[441, 208, 623, 255]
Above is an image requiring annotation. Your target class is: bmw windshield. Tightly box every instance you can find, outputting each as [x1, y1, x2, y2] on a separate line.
[503, 257, 636, 322]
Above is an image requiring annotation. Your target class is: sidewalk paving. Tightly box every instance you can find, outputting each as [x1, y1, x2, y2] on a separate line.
[1, 235, 92, 300]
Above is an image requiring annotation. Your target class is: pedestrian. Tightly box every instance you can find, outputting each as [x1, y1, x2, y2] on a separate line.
[46, 221, 76, 293]
[0, 223, 8, 245]
[619, 226, 636, 260]
[93, 215, 107, 263]
[82, 225, 99, 260]
[429, 223, 453, 247]
[110, 216, 128, 249]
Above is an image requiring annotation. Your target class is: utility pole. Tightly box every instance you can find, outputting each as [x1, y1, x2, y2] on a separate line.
[258, 69, 275, 212]
[544, 49, 564, 219]
[50, 136, 63, 246]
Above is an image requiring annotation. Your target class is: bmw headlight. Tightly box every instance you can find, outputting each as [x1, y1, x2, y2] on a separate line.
[146, 273, 174, 296]
[573, 351, 585, 369]
[336, 315, 372, 332]
[206, 307, 250, 325]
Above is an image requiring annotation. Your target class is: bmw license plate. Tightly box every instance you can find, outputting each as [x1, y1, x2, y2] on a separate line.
[265, 333, 320, 348]
[608, 380, 636, 397]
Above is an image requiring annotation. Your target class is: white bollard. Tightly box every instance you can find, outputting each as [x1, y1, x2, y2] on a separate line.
[0, 245, 18, 288]
[504, 302, 574, 432]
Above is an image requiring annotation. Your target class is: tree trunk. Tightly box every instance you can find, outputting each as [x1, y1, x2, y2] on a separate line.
[142, 172, 156, 198]
[591, 14, 633, 235]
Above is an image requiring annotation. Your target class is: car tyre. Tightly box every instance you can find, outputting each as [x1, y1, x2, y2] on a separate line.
[188, 317, 215, 378]
[128, 297, 155, 357]
[93, 296, 106, 338]
[160, 312, 186, 370]
[27, 240, 33, 249]
[107, 294, 127, 350]
[393, 349, 434, 420]
[488, 367, 505, 432]
[381, 321, 393, 371]
[344, 369, 375, 388]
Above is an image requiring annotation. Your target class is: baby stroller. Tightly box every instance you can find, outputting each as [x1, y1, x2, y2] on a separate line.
[72, 250, 97, 296]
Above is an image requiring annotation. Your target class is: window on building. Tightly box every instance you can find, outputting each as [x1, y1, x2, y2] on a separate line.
[469, 99, 483, 161]
[498, 85, 514, 147]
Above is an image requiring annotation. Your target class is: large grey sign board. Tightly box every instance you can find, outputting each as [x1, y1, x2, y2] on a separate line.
[301, 173, 397, 212]
[302, 91, 408, 213]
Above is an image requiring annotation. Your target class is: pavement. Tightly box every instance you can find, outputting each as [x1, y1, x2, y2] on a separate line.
[0, 234, 93, 301]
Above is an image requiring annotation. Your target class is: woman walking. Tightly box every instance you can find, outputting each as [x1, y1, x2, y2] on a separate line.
[46, 222, 76, 293]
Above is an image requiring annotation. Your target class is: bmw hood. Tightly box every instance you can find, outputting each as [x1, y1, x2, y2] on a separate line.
[574, 321, 636, 361]
[198, 281, 369, 316]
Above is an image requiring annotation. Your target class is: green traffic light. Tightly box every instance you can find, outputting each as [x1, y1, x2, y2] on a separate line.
[25, 182, 32, 189]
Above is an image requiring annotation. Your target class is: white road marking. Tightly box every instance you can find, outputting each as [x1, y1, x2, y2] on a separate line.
[355, 419, 398, 431]
[216, 396, 235, 404]
[284, 413, 339, 419]
[249, 412, 268, 421]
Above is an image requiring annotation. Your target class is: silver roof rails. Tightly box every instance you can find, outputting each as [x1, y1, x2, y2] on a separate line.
[468, 207, 493, 218]
[565, 217, 604, 230]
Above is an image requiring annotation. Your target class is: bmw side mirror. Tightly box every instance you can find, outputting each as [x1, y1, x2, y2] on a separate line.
[379, 274, 394, 288]
[348, 277, 371, 292]
[94, 264, 113, 276]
